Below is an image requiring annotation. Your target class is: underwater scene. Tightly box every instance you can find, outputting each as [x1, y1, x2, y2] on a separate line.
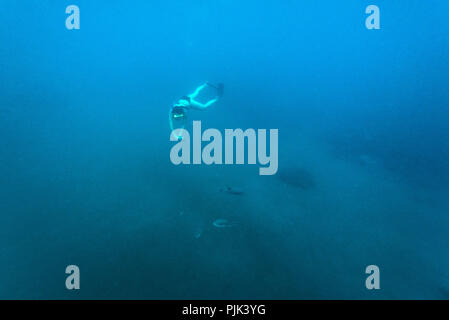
[0, 0, 448, 299]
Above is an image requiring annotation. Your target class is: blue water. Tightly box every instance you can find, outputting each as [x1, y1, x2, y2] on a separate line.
[1, 0, 448, 299]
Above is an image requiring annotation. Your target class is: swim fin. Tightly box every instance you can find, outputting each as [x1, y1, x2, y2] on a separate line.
[207, 82, 224, 98]
[216, 83, 224, 98]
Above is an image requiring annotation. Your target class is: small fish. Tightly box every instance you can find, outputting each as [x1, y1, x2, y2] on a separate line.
[221, 186, 244, 195]
[212, 219, 233, 228]
[194, 226, 203, 238]
[194, 231, 202, 239]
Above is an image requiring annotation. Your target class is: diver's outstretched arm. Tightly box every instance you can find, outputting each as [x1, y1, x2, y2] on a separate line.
[190, 97, 218, 110]
[169, 108, 185, 140]
[188, 83, 208, 99]
[169, 109, 175, 132]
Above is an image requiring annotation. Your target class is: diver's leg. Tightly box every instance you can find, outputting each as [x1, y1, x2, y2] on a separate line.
[188, 83, 207, 99]
[190, 97, 217, 110]
[203, 98, 218, 108]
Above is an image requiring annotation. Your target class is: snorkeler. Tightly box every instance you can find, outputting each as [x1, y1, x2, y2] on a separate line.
[169, 83, 223, 140]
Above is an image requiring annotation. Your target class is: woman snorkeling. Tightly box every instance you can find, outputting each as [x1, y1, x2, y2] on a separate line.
[169, 82, 223, 140]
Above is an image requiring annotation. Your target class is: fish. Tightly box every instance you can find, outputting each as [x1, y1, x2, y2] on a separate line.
[278, 167, 315, 190]
[212, 219, 233, 228]
[221, 186, 244, 195]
